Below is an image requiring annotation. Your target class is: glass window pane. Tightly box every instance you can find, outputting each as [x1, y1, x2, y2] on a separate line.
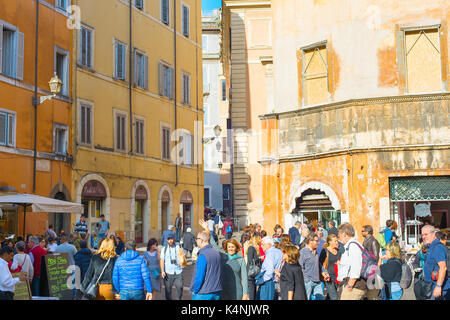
[0, 113, 6, 145]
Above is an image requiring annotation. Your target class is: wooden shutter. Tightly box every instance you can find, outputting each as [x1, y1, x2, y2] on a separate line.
[86, 29, 91, 67]
[190, 134, 194, 165]
[86, 106, 91, 144]
[158, 62, 164, 95]
[115, 43, 121, 79]
[170, 67, 174, 99]
[144, 55, 149, 89]
[7, 114, 14, 146]
[183, 6, 189, 37]
[162, 0, 169, 24]
[133, 49, 137, 87]
[0, 23, 3, 74]
[0, 113, 6, 145]
[80, 105, 86, 143]
[16, 32, 24, 80]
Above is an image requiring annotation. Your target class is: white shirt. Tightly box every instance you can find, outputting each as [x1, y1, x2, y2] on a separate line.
[10, 254, 34, 282]
[337, 238, 363, 282]
[0, 258, 20, 293]
[207, 219, 215, 232]
[47, 243, 58, 253]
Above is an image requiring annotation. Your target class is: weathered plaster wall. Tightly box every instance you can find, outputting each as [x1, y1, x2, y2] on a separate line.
[272, 0, 450, 111]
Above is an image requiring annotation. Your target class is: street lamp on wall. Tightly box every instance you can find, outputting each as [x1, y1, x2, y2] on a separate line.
[32, 74, 63, 106]
[218, 162, 223, 170]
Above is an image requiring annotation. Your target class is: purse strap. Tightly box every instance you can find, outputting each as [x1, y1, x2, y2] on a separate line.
[95, 258, 111, 286]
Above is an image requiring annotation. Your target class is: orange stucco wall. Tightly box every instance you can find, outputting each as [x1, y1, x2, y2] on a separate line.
[0, 0, 73, 236]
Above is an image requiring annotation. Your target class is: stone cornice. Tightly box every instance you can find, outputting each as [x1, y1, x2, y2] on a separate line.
[259, 92, 450, 120]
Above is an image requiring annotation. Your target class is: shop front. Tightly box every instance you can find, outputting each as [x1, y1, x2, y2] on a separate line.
[134, 185, 148, 244]
[81, 180, 107, 236]
[390, 175, 450, 250]
[180, 191, 193, 232]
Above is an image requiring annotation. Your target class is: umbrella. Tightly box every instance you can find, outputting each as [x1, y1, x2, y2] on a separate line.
[0, 193, 84, 236]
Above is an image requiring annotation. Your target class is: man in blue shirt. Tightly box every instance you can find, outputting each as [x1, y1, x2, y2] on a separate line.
[190, 228, 222, 300]
[257, 236, 282, 300]
[97, 214, 110, 239]
[74, 215, 88, 238]
[421, 225, 449, 300]
[288, 222, 301, 246]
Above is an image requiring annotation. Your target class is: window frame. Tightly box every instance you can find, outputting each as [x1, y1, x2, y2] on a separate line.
[181, 71, 191, 105]
[56, 0, 71, 10]
[79, 24, 94, 69]
[114, 110, 128, 153]
[161, 124, 172, 161]
[134, 116, 145, 156]
[114, 39, 127, 81]
[0, 21, 24, 80]
[78, 101, 94, 147]
[53, 123, 69, 155]
[301, 41, 329, 106]
[159, 61, 174, 99]
[54, 46, 70, 96]
[182, 2, 190, 38]
[134, 0, 144, 10]
[0, 108, 16, 148]
[133, 48, 148, 90]
[161, 0, 170, 25]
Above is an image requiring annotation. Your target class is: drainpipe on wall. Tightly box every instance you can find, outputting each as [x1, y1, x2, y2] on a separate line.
[32, 0, 40, 194]
[174, 0, 178, 187]
[129, 0, 133, 154]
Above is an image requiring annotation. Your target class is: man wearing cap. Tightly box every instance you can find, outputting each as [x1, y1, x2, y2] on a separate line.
[160, 234, 185, 300]
[161, 225, 176, 247]
[182, 227, 196, 259]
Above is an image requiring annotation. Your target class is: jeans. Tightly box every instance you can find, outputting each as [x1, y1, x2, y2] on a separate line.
[192, 292, 221, 300]
[305, 281, 324, 300]
[248, 278, 256, 300]
[31, 277, 40, 296]
[175, 228, 181, 242]
[325, 280, 339, 300]
[164, 273, 183, 300]
[256, 280, 275, 300]
[120, 289, 146, 300]
[381, 282, 403, 300]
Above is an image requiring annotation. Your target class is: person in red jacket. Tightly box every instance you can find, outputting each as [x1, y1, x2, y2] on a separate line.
[222, 216, 233, 240]
[29, 237, 47, 296]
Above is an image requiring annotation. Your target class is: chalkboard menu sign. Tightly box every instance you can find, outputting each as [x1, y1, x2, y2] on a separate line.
[39, 253, 73, 300]
[12, 272, 32, 300]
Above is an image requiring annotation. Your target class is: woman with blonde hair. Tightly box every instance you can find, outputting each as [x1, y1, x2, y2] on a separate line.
[379, 242, 403, 300]
[81, 238, 118, 300]
[318, 234, 342, 300]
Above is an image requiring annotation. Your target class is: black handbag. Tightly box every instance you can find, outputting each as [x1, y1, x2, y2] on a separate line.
[414, 276, 433, 300]
[248, 261, 261, 278]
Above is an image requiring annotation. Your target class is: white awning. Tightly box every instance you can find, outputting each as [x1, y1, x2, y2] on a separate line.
[0, 194, 84, 213]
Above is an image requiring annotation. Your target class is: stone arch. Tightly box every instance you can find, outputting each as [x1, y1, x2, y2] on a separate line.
[49, 183, 71, 202]
[76, 173, 111, 222]
[130, 180, 151, 244]
[157, 185, 173, 233]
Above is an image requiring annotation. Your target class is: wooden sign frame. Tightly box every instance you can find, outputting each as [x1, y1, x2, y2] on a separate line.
[12, 272, 32, 300]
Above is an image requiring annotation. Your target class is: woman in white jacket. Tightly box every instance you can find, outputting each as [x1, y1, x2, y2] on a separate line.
[10, 241, 34, 282]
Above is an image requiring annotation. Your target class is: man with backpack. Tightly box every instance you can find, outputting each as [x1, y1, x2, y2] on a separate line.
[337, 223, 369, 300]
[160, 234, 186, 300]
[362, 225, 381, 300]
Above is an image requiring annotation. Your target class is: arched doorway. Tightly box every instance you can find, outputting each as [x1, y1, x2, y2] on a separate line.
[288, 181, 343, 230]
[134, 185, 148, 244]
[81, 180, 107, 236]
[49, 184, 71, 235]
[158, 186, 172, 233]
[180, 191, 193, 232]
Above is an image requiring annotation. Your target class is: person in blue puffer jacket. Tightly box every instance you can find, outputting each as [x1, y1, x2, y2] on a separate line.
[112, 239, 152, 300]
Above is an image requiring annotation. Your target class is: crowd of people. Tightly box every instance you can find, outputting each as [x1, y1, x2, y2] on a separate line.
[0, 212, 448, 301]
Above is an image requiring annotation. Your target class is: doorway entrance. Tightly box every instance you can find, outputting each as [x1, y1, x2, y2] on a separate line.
[293, 189, 341, 227]
[180, 191, 193, 232]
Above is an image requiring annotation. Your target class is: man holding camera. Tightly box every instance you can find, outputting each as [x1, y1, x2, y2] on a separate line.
[160, 234, 186, 300]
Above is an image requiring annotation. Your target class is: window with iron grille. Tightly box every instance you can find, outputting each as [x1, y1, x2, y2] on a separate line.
[115, 113, 127, 152]
[135, 119, 145, 155]
[0, 111, 15, 147]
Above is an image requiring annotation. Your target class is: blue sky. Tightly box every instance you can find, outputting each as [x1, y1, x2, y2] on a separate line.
[202, 0, 222, 11]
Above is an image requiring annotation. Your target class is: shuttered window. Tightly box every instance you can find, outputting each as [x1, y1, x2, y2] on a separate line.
[115, 113, 127, 152]
[182, 5, 190, 37]
[0, 111, 15, 147]
[161, 0, 169, 25]
[56, 0, 70, 10]
[134, 50, 148, 89]
[162, 127, 171, 160]
[54, 125, 68, 155]
[0, 24, 24, 80]
[135, 0, 144, 10]
[115, 42, 126, 81]
[135, 119, 145, 155]
[79, 104, 92, 145]
[159, 62, 173, 98]
[182, 72, 191, 105]
[80, 26, 93, 68]
[55, 49, 69, 95]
